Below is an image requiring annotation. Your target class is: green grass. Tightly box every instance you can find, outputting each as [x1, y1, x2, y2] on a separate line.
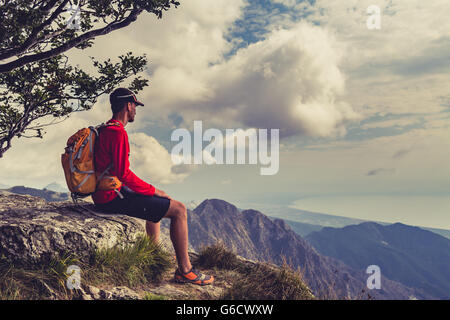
[194, 242, 240, 270]
[194, 242, 315, 300]
[0, 252, 80, 300]
[143, 292, 167, 300]
[88, 235, 173, 287]
[1, 238, 317, 300]
[0, 234, 173, 300]
[221, 262, 315, 300]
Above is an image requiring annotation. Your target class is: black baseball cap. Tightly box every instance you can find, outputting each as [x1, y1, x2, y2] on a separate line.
[110, 88, 144, 107]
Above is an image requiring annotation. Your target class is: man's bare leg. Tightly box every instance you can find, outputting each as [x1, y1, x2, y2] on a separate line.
[145, 221, 160, 244]
[163, 199, 192, 273]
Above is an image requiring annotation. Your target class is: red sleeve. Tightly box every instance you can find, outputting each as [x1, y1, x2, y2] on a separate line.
[110, 129, 156, 196]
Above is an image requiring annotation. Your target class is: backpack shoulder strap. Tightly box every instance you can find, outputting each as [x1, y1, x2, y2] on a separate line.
[91, 122, 121, 136]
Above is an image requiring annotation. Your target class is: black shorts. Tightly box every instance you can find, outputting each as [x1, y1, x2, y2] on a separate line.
[94, 187, 171, 223]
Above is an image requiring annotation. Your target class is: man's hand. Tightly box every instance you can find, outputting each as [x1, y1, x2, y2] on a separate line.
[154, 188, 172, 200]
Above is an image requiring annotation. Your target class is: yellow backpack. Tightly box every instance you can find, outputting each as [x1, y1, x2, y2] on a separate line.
[61, 123, 123, 201]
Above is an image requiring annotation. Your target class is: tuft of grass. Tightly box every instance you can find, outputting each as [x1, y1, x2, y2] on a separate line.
[221, 262, 315, 300]
[143, 292, 167, 300]
[193, 242, 314, 300]
[0, 234, 173, 300]
[88, 235, 173, 287]
[194, 242, 240, 270]
[0, 252, 81, 300]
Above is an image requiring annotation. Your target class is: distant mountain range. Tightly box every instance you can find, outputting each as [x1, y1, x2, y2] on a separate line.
[182, 199, 431, 299]
[44, 182, 68, 193]
[274, 219, 323, 237]
[306, 222, 450, 299]
[2, 186, 68, 202]
[263, 205, 450, 239]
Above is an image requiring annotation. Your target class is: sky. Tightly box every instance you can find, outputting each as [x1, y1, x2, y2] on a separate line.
[1, 0, 449, 229]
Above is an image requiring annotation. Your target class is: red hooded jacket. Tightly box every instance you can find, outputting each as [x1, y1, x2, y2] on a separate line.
[91, 119, 156, 204]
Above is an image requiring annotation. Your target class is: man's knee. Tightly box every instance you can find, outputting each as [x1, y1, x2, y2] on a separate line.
[174, 200, 186, 214]
[167, 200, 187, 219]
[177, 201, 187, 219]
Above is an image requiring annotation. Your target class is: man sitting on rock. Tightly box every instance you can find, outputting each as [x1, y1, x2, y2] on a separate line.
[92, 88, 214, 286]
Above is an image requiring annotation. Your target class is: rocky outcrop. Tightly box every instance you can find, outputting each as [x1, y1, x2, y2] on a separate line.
[0, 191, 313, 300]
[0, 191, 145, 266]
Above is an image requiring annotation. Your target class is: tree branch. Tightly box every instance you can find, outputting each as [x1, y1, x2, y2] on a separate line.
[0, 0, 70, 60]
[0, 8, 143, 73]
[40, 0, 62, 13]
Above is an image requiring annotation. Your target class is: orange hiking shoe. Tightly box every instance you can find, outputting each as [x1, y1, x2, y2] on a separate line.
[174, 268, 214, 286]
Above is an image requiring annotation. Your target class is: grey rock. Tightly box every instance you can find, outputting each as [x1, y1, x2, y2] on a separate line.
[72, 287, 92, 300]
[0, 191, 146, 266]
[101, 286, 140, 300]
[81, 293, 93, 300]
[148, 284, 190, 299]
[86, 285, 101, 299]
[99, 289, 113, 300]
[87, 285, 100, 295]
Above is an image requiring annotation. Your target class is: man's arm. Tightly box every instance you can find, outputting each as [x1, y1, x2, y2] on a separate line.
[154, 188, 171, 199]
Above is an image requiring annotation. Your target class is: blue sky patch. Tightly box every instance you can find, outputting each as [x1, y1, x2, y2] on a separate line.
[224, 0, 315, 58]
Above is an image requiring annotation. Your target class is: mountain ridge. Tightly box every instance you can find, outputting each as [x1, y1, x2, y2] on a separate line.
[2, 186, 68, 202]
[306, 221, 450, 299]
[185, 198, 430, 299]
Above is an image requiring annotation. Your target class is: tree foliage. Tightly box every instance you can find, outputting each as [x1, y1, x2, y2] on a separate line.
[0, 0, 180, 157]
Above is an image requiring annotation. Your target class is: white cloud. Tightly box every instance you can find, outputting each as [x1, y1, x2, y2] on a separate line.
[129, 132, 194, 185]
[301, 0, 450, 117]
[154, 21, 359, 138]
[67, 0, 359, 139]
[216, 22, 359, 137]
